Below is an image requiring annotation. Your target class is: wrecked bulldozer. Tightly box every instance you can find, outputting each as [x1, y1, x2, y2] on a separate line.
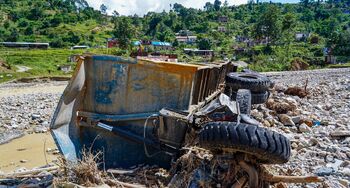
[50, 55, 321, 187]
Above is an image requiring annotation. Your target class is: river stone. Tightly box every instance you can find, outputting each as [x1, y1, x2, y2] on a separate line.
[31, 114, 41, 120]
[315, 167, 334, 176]
[299, 123, 311, 133]
[279, 114, 295, 126]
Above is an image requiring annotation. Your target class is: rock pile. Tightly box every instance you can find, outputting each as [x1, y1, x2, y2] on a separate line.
[251, 68, 350, 187]
[0, 83, 62, 144]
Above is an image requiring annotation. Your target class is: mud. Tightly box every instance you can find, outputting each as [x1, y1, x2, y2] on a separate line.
[0, 133, 57, 173]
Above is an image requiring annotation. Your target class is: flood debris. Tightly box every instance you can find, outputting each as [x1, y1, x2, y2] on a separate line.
[55, 149, 104, 187]
[266, 98, 297, 114]
[284, 78, 309, 98]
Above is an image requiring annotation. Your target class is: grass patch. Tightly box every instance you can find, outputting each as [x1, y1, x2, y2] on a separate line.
[328, 62, 350, 68]
[0, 48, 116, 83]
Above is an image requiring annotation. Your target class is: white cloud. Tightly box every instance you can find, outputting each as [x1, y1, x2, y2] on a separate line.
[85, 0, 247, 16]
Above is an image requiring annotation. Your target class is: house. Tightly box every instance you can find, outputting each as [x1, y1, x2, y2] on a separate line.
[151, 41, 172, 50]
[136, 53, 178, 63]
[133, 40, 152, 46]
[133, 40, 172, 50]
[235, 36, 250, 43]
[218, 16, 228, 23]
[0, 42, 49, 49]
[71, 45, 89, 50]
[176, 30, 194, 36]
[175, 30, 197, 44]
[325, 55, 336, 64]
[218, 26, 227, 33]
[58, 65, 72, 73]
[233, 47, 246, 54]
[295, 33, 309, 41]
[183, 48, 214, 57]
[175, 36, 197, 44]
[107, 38, 118, 48]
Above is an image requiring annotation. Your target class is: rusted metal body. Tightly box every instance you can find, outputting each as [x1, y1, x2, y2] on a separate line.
[50, 55, 233, 168]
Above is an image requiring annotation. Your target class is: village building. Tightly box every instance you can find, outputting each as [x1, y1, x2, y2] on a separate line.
[58, 65, 72, 73]
[175, 30, 197, 44]
[183, 48, 214, 57]
[151, 41, 172, 50]
[107, 38, 118, 48]
[71, 45, 89, 50]
[0, 42, 49, 49]
[295, 32, 310, 41]
[218, 16, 228, 23]
[132, 40, 172, 50]
[218, 26, 227, 33]
[175, 36, 197, 44]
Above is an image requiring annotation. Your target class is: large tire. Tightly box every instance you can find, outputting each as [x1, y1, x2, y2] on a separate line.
[226, 73, 271, 93]
[199, 122, 291, 164]
[236, 89, 251, 115]
[232, 91, 269, 104]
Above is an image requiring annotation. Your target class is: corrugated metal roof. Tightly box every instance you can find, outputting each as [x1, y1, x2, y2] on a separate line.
[0, 42, 49, 45]
[132, 41, 172, 47]
[133, 41, 141, 46]
[151, 41, 172, 47]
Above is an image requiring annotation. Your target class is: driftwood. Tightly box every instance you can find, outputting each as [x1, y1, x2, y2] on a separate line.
[262, 174, 323, 184]
[107, 169, 136, 175]
[104, 179, 146, 188]
[0, 166, 59, 178]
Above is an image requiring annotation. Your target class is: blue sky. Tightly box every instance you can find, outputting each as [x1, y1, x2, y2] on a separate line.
[86, 0, 301, 16]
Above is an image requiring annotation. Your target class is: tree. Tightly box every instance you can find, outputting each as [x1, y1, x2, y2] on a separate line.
[65, 31, 81, 44]
[253, 5, 281, 44]
[204, 2, 214, 11]
[100, 4, 107, 15]
[282, 13, 296, 32]
[214, 0, 222, 11]
[198, 38, 212, 50]
[329, 30, 350, 56]
[113, 17, 134, 49]
[112, 10, 119, 17]
[24, 25, 34, 35]
[18, 19, 28, 27]
[75, 0, 89, 10]
[223, 0, 228, 7]
[3, 21, 10, 29]
[27, 7, 44, 20]
[50, 15, 63, 27]
[300, 0, 310, 7]
[7, 28, 18, 42]
[173, 3, 185, 13]
[156, 23, 174, 42]
[281, 13, 296, 59]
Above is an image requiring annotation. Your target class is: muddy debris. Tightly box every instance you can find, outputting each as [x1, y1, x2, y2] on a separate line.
[283, 79, 309, 98]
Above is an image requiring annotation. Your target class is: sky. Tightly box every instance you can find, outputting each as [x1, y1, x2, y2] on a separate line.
[85, 0, 300, 16]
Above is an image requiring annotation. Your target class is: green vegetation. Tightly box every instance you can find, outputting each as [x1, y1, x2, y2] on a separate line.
[0, 48, 119, 83]
[0, 0, 350, 82]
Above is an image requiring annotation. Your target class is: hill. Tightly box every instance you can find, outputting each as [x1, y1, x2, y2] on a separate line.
[0, 0, 112, 47]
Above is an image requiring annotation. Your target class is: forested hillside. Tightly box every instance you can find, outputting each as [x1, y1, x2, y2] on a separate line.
[0, 0, 112, 47]
[0, 0, 350, 71]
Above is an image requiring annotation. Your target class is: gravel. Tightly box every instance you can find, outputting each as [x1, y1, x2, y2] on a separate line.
[256, 68, 350, 187]
[0, 81, 66, 143]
